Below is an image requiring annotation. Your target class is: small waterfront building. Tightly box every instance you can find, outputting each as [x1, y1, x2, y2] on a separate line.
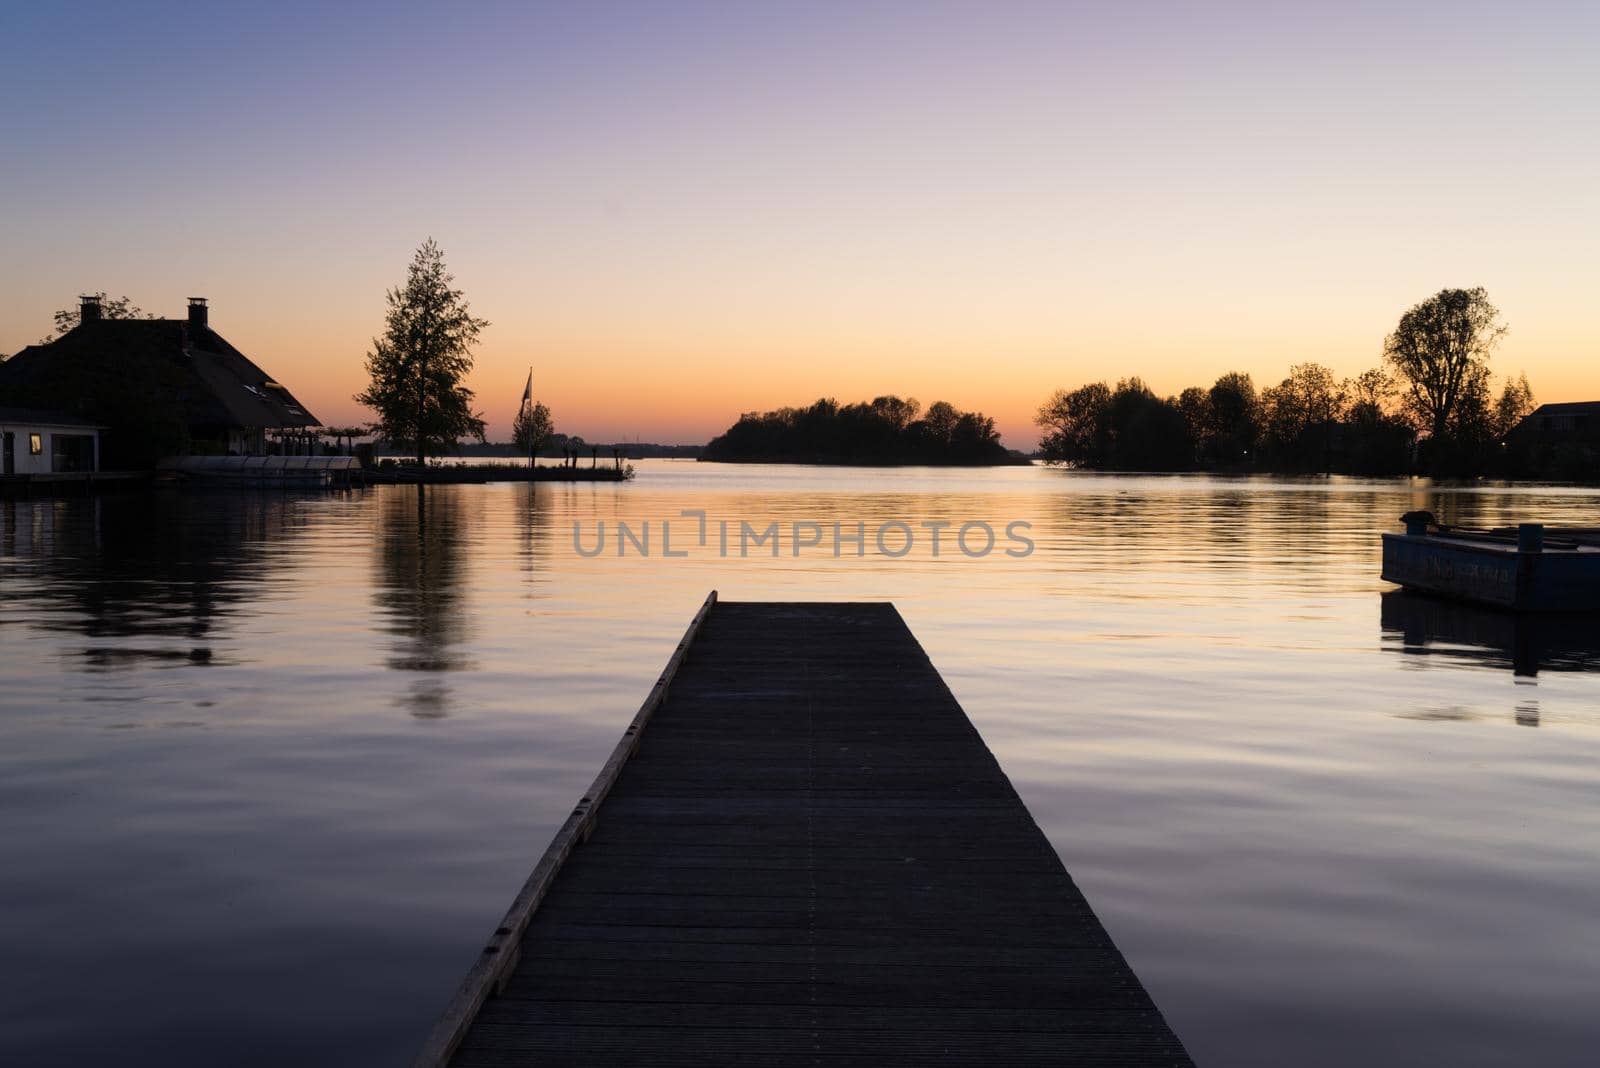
[0, 296, 319, 467]
[1507, 401, 1600, 479]
[1515, 401, 1600, 441]
[0, 407, 103, 475]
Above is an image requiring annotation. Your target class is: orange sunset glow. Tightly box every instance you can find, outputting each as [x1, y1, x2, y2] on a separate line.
[3, 4, 1596, 447]
[10, 7, 1600, 1068]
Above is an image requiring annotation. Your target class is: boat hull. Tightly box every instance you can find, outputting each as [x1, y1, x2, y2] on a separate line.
[1381, 533, 1600, 612]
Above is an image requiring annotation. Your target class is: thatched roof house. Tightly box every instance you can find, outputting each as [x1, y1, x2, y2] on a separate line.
[0, 296, 318, 467]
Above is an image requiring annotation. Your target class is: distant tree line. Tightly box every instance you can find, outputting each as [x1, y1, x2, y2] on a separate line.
[703, 396, 1019, 465]
[1037, 288, 1538, 477]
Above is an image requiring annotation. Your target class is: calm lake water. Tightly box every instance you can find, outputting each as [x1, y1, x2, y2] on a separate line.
[3, 461, 1599, 1066]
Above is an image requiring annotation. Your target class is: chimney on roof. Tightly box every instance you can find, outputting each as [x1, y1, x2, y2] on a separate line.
[187, 297, 208, 329]
[79, 295, 103, 323]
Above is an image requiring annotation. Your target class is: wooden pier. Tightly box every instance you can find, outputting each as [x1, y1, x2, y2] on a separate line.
[417, 593, 1192, 1067]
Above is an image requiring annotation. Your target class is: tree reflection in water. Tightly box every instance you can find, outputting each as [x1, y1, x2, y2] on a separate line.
[374, 485, 475, 718]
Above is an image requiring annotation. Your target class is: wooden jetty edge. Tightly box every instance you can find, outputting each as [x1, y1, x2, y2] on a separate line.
[415, 593, 1193, 1067]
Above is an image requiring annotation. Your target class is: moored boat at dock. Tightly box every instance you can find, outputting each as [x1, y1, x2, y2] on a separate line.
[1381, 511, 1600, 611]
[157, 454, 361, 488]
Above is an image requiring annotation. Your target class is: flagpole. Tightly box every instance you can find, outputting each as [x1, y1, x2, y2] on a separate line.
[527, 366, 535, 473]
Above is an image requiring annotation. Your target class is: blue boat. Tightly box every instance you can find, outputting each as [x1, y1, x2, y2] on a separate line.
[1381, 511, 1600, 612]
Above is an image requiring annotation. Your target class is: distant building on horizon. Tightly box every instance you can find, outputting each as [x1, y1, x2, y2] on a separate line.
[0, 296, 318, 467]
[1515, 401, 1600, 439]
[1507, 400, 1600, 480]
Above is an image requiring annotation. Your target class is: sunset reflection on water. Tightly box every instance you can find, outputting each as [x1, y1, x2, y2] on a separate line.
[2, 463, 1599, 1066]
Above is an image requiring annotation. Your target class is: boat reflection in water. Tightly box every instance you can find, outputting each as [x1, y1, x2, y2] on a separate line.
[1380, 588, 1600, 679]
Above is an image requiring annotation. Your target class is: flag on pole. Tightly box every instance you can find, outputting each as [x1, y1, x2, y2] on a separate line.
[520, 368, 536, 468]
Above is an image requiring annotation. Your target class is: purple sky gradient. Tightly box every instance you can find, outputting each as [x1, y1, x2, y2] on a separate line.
[3, 2, 1596, 443]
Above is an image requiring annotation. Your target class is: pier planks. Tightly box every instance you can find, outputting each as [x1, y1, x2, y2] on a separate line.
[419, 596, 1191, 1067]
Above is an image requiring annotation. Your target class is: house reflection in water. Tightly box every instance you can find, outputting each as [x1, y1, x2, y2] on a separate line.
[3, 491, 299, 656]
[1380, 588, 1600, 681]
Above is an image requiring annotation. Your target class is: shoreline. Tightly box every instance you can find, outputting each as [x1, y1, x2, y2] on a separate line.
[365, 462, 630, 484]
[695, 455, 1036, 468]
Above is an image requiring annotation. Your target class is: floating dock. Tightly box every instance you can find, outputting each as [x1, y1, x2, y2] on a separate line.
[417, 594, 1192, 1067]
[1382, 513, 1600, 612]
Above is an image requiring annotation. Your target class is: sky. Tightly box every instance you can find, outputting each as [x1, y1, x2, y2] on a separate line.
[2, 1, 1596, 447]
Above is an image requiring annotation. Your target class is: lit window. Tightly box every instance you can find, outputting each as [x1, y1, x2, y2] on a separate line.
[29, 433, 42, 455]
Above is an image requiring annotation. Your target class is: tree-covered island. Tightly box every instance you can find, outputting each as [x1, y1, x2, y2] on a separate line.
[702, 396, 1026, 465]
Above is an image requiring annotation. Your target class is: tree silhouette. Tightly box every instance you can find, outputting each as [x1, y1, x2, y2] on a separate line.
[1036, 379, 1193, 470]
[1493, 373, 1536, 439]
[1260, 363, 1345, 470]
[42, 292, 151, 343]
[1384, 287, 1506, 439]
[355, 239, 488, 465]
[918, 401, 960, 448]
[1345, 367, 1397, 413]
[1036, 382, 1113, 467]
[1103, 378, 1193, 470]
[513, 401, 555, 455]
[870, 395, 921, 431]
[1204, 372, 1260, 465]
